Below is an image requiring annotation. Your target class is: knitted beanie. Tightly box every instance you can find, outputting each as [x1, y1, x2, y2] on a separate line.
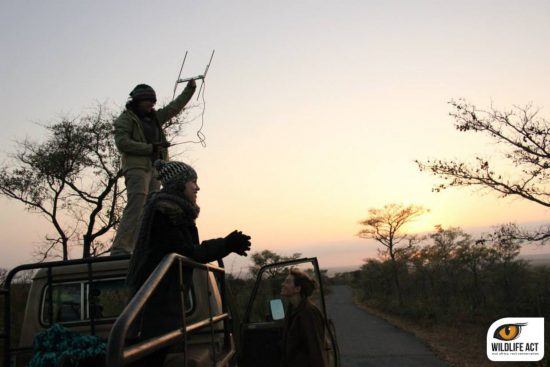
[129, 84, 157, 102]
[154, 160, 197, 186]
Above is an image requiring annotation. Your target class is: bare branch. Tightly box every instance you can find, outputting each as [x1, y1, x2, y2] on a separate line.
[416, 100, 549, 210]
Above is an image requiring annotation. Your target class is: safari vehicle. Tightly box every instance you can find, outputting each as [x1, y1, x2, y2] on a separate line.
[1, 254, 339, 366]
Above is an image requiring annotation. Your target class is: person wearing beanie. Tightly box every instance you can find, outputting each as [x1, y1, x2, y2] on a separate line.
[126, 160, 252, 367]
[111, 80, 196, 256]
[280, 268, 328, 367]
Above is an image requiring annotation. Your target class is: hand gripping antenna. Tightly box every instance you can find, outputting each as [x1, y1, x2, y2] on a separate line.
[173, 50, 215, 101]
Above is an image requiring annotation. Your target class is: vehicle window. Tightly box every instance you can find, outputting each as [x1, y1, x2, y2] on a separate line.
[42, 278, 195, 325]
[86, 279, 129, 319]
[85, 279, 194, 319]
[249, 262, 323, 323]
[42, 283, 82, 324]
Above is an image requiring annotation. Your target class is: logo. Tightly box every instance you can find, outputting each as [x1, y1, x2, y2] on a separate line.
[487, 318, 544, 362]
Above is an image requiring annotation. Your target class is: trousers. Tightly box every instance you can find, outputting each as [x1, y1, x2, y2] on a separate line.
[111, 168, 160, 255]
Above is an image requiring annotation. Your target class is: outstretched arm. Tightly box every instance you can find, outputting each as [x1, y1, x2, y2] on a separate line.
[193, 229, 252, 263]
[156, 80, 197, 125]
[192, 238, 232, 263]
[149, 209, 229, 263]
[150, 208, 250, 263]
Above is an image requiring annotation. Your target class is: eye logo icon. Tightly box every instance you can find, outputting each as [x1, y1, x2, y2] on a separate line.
[487, 318, 545, 362]
[493, 323, 527, 341]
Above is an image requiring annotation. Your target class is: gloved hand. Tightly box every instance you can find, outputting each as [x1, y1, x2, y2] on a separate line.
[225, 230, 251, 256]
[187, 78, 197, 89]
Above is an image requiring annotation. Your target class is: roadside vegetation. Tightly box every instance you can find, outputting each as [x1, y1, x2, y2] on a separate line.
[336, 225, 550, 366]
[341, 100, 550, 367]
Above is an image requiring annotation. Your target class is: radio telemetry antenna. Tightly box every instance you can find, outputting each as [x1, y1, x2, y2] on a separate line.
[174, 49, 215, 101]
[170, 50, 215, 148]
[172, 51, 188, 101]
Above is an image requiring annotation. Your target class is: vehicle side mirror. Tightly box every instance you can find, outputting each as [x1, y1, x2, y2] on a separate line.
[269, 299, 285, 321]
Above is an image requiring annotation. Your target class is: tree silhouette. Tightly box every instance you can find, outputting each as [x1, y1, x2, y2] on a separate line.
[0, 106, 124, 259]
[248, 250, 302, 279]
[0, 103, 190, 259]
[416, 99, 549, 243]
[357, 203, 427, 304]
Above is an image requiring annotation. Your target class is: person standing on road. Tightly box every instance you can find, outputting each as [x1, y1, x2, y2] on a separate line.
[126, 159, 252, 367]
[280, 268, 328, 367]
[111, 80, 196, 256]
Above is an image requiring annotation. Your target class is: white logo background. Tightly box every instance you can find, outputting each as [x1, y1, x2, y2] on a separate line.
[487, 317, 544, 362]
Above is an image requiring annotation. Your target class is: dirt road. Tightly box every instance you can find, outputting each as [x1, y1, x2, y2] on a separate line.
[325, 286, 448, 367]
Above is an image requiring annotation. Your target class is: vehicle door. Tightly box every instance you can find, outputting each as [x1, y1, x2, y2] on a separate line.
[238, 257, 340, 367]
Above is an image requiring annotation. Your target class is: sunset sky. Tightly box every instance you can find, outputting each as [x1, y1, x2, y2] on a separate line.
[1, 1, 549, 272]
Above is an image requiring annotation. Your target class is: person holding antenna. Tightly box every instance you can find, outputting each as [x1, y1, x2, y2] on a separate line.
[110, 79, 196, 256]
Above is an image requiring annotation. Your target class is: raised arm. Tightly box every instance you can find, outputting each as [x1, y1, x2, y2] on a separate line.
[156, 80, 197, 125]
